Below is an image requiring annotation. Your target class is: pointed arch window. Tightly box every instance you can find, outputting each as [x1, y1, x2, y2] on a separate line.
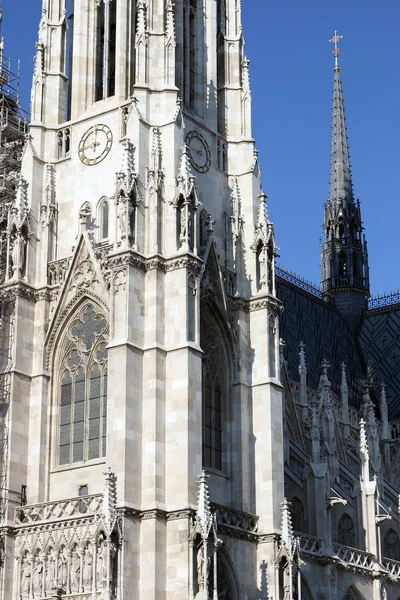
[183, 0, 197, 109]
[95, 0, 117, 102]
[201, 311, 227, 472]
[98, 198, 109, 241]
[338, 251, 347, 278]
[337, 513, 355, 547]
[291, 497, 305, 533]
[383, 528, 400, 561]
[58, 303, 108, 465]
[344, 586, 362, 600]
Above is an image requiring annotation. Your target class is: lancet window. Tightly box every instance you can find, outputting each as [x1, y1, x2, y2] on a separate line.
[95, 0, 117, 102]
[183, 0, 197, 109]
[291, 497, 305, 533]
[98, 197, 109, 241]
[65, 0, 74, 120]
[337, 513, 355, 547]
[343, 587, 361, 600]
[58, 303, 108, 466]
[383, 528, 400, 561]
[201, 311, 228, 471]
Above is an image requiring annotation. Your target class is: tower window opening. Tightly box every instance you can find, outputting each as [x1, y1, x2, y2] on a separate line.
[338, 222, 345, 243]
[338, 251, 347, 279]
[66, 0, 74, 120]
[107, 0, 117, 97]
[95, 4, 105, 101]
[95, 1, 117, 102]
[183, 0, 197, 109]
[352, 252, 358, 277]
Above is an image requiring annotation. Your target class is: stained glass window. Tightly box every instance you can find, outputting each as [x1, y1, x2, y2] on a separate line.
[58, 303, 108, 465]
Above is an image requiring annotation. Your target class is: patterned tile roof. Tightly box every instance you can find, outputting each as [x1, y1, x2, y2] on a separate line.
[359, 306, 400, 419]
[277, 277, 366, 408]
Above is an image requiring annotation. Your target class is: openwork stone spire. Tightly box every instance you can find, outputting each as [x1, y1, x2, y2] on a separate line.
[320, 31, 369, 317]
[328, 31, 353, 206]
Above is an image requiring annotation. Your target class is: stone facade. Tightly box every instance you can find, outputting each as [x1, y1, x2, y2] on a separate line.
[0, 3, 399, 600]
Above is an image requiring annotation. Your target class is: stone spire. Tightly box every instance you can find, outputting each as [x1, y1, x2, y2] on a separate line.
[328, 31, 353, 206]
[320, 31, 369, 329]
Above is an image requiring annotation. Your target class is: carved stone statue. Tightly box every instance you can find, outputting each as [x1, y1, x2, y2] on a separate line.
[96, 537, 107, 588]
[70, 549, 81, 592]
[58, 550, 67, 589]
[83, 545, 93, 592]
[46, 553, 56, 594]
[32, 555, 43, 596]
[11, 231, 26, 279]
[20, 556, 31, 597]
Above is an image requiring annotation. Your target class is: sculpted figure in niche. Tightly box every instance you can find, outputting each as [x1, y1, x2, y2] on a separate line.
[58, 549, 67, 589]
[117, 194, 127, 239]
[32, 554, 43, 596]
[11, 232, 26, 279]
[20, 555, 31, 597]
[83, 544, 93, 592]
[70, 549, 81, 592]
[97, 536, 108, 589]
[46, 552, 56, 594]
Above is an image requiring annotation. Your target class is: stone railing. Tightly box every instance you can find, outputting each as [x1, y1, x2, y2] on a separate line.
[15, 494, 103, 526]
[332, 543, 374, 569]
[382, 557, 400, 579]
[212, 503, 258, 534]
[276, 264, 323, 299]
[47, 257, 71, 287]
[368, 291, 400, 311]
[296, 533, 323, 556]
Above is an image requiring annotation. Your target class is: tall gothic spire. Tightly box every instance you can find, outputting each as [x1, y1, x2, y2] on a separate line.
[329, 31, 354, 206]
[320, 32, 369, 327]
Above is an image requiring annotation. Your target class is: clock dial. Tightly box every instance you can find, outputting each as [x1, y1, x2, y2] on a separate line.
[78, 124, 113, 166]
[185, 130, 211, 173]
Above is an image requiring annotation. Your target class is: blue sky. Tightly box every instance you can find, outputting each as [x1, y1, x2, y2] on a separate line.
[2, 0, 399, 295]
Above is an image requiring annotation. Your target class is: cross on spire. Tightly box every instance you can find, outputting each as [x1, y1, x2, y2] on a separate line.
[329, 30, 343, 72]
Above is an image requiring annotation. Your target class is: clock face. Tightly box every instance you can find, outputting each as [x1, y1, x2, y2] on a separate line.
[78, 124, 113, 166]
[185, 130, 211, 173]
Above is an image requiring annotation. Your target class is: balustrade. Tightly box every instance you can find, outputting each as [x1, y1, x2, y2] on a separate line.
[332, 543, 374, 569]
[15, 494, 103, 525]
[296, 533, 323, 555]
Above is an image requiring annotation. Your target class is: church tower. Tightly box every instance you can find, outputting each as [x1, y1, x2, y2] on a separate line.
[0, 1, 285, 599]
[320, 32, 369, 331]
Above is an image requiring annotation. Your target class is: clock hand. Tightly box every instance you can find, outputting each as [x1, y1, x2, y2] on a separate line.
[83, 141, 101, 151]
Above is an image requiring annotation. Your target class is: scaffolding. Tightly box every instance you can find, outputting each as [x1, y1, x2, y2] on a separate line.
[0, 8, 28, 285]
[0, 7, 26, 585]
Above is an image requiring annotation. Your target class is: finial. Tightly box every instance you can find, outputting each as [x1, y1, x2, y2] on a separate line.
[196, 470, 213, 538]
[360, 418, 369, 457]
[329, 30, 343, 72]
[280, 498, 294, 546]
